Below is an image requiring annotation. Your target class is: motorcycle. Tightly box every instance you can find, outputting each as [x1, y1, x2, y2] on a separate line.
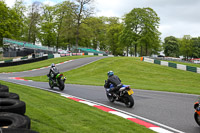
[47, 73, 66, 91]
[194, 97, 200, 126]
[104, 81, 134, 108]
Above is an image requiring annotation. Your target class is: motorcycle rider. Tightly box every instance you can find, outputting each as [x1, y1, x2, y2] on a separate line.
[105, 71, 123, 99]
[49, 63, 59, 84]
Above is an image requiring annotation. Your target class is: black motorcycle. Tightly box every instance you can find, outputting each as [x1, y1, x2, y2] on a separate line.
[47, 73, 66, 91]
[104, 82, 134, 108]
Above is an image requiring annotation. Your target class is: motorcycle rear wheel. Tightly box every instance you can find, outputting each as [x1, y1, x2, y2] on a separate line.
[58, 80, 65, 91]
[49, 80, 54, 89]
[124, 95, 134, 108]
[194, 112, 200, 126]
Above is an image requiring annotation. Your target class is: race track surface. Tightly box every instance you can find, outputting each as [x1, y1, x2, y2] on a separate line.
[0, 56, 199, 133]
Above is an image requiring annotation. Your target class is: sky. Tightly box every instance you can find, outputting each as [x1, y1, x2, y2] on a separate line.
[5, 0, 200, 41]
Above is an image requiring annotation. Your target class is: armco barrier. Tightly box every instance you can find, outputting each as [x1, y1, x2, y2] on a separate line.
[168, 62, 177, 68]
[142, 57, 200, 74]
[0, 56, 48, 67]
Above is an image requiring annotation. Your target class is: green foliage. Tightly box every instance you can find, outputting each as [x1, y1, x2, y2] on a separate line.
[0, 1, 22, 46]
[38, 5, 56, 47]
[106, 23, 124, 55]
[1, 1, 163, 56]
[122, 7, 161, 56]
[179, 35, 193, 60]
[163, 36, 179, 57]
[191, 37, 200, 58]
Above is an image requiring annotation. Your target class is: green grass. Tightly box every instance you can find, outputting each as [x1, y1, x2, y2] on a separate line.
[0, 56, 93, 73]
[0, 80, 154, 133]
[25, 57, 200, 95]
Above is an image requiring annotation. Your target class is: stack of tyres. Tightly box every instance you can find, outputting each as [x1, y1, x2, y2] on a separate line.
[0, 84, 39, 133]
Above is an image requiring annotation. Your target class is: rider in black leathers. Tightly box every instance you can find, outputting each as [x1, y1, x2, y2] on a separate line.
[49, 63, 59, 84]
[104, 71, 123, 96]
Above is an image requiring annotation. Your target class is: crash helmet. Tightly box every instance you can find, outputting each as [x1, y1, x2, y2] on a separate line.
[107, 71, 114, 77]
[51, 63, 55, 68]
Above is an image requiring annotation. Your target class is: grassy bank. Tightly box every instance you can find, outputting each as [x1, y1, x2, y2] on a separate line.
[25, 57, 200, 95]
[0, 56, 92, 73]
[0, 80, 154, 133]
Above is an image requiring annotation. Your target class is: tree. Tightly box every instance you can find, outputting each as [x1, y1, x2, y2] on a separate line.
[163, 36, 179, 57]
[191, 37, 200, 58]
[107, 23, 124, 56]
[0, 1, 21, 46]
[12, 0, 27, 40]
[122, 7, 161, 56]
[54, 1, 76, 50]
[180, 35, 193, 60]
[38, 4, 56, 47]
[27, 1, 42, 44]
[79, 17, 107, 50]
[73, 0, 95, 50]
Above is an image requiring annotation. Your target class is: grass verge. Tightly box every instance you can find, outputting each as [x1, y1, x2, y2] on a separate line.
[0, 56, 92, 73]
[25, 57, 200, 95]
[0, 80, 154, 133]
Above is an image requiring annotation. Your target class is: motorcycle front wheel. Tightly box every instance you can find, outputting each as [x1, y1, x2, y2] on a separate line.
[106, 93, 114, 102]
[124, 94, 134, 108]
[58, 79, 65, 91]
[194, 112, 200, 126]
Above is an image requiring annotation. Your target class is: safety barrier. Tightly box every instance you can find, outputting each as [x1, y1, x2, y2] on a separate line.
[142, 57, 200, 74]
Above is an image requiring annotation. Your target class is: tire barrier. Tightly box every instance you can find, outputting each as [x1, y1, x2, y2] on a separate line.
[0, 84, 38, 133]
[0, 128, 39, 133]
[0, 99, 26, 115]
[0, 92, 19, 100]
[0, 112, 30, 129]
[0, 85, 9, 92]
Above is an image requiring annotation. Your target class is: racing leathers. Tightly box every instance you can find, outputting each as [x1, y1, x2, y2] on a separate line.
[105, 75, 123, 94]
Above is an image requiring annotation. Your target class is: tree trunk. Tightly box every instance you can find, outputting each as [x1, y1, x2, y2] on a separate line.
[140, 45, 143, 56]
[126, 46, 129, 56]
[134, 44, 137, 57]
[145, 43, 148, 56]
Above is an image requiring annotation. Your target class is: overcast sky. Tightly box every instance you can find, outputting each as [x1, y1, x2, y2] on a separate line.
[5, 0, 200, 41]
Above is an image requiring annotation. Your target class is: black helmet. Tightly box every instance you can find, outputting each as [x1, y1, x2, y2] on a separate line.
[51, 63, 55, 68]
[107, 71, 114, 77]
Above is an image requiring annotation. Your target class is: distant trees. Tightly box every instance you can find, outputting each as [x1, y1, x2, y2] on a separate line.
[0, 1, 22, 46]
[1, 0, 163, 56]
[163, 35, 200, 60]
[122, 8, 161, 57]
[163, 36, 179, 57]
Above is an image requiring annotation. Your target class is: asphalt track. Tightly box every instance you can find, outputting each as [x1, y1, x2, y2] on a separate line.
[0, 56, 199, 133]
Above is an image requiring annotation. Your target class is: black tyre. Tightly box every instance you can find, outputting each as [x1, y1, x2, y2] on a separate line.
[106, 93, 114, 103]
[124, 95, 134, 108]
[58, 79, 65, 91]
[0, 99, 26, 115]
[0, 92, 20, 100]
[194, 112, 200, 126]
[49, 80, 54, 89]
[0, 112, 29, 129]
[24, 115, 31, 129]
[0, 85, 9, 92]
[1, 128, 39, 133]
